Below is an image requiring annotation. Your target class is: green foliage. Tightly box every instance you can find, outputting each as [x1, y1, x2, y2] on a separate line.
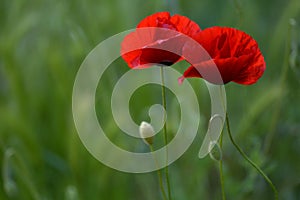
[0, 0, 299, 199]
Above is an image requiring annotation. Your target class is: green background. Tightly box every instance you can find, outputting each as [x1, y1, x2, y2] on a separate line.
[0, 0, 300, 199]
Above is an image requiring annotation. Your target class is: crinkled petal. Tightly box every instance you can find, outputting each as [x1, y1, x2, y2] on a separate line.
[121, 12, 202, 68]
[170, 14, 201, 36]
[183, 27, 266, 85]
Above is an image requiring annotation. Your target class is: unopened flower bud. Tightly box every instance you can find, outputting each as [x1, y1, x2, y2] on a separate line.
[139, 121, 154, 146]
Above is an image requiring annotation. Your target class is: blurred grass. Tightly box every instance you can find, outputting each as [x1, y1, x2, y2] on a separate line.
[0, 0, 300, 199]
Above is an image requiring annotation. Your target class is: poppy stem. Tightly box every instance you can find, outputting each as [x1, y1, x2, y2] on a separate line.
[160, 66, 172, 200]
[225, 113, 278, 200]
[218, 85, 226, 200]
[219, 130, 226, 200]
[149, 145, 168, 200]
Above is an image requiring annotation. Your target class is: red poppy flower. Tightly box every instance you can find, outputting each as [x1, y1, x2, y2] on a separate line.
[181, 27, 266, 85]
[121, 12, 201, 68]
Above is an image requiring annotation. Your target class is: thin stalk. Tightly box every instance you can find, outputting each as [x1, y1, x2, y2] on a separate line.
[160, 66, 172, 200]
[150, 145, 168, 200]
[219, 130, 226, 200]
[226, 113, 278, 200]
[218, 85, 226, 200]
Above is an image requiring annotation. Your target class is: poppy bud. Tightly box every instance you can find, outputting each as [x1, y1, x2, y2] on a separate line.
[139, 121, 154, 146]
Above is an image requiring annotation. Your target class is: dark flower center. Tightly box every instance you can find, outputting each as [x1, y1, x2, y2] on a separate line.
[159, 61, 174, 66]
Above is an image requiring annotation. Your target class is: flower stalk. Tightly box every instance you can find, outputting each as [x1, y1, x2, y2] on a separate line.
[225, 113, 278, 200]
[160, 66, 172, 200]
[139, 121, 167, 200]
[219, 130, 226, 200]
[149, 145, 168, 200]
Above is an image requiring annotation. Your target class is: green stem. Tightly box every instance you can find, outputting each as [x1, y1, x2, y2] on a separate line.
[225, 113, 278, 200]
[219, 131, 226, 200]
[160, 67, 171, 200]
[150, 145, 168, 200]
[218, 85, 227, 200]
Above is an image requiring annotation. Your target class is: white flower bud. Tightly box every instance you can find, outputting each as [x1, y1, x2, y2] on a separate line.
[139, 121, 154, 146]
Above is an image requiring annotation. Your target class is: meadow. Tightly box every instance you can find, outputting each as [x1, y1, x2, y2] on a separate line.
[0, 0, 300, 199]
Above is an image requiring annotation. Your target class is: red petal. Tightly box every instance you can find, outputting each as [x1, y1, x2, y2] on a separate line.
[121, 28, 187, 68]
[121, 12, 201, 68]
[137, 12, 172, 28]
[183, 27, 266, 85]
[170, 14, 201, 36]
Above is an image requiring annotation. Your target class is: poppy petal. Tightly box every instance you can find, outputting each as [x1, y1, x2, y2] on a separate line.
[121, 12, 201, 68]
[182, 27, 266, 85]
[170, 14, 201, 36]
[137, 12, 174, 29]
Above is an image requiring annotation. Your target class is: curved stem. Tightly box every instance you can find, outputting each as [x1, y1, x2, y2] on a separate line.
[160, 67, 172, 200]
[226, 113, 278, 200]
[150, 145, 168, 200]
